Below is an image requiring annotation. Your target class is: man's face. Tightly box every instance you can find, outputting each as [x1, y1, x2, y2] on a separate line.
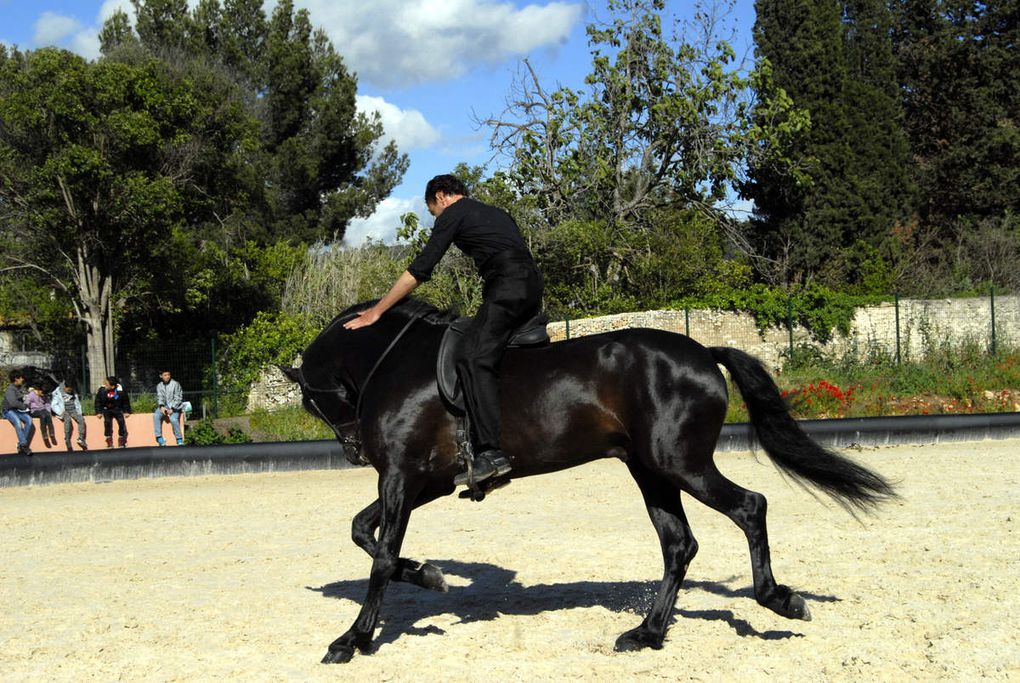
[13, 376, 24, 386]
[426, 191, 451, 218]
[160, 372, 171, 383]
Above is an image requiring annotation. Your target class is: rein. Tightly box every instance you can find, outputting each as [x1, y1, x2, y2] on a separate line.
[354, 307, 424, 420]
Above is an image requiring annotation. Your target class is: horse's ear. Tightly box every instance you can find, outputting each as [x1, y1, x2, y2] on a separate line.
[279, 365, 304, 386]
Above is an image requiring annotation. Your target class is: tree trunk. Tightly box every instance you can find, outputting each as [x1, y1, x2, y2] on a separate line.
[76, 249, 115, 391]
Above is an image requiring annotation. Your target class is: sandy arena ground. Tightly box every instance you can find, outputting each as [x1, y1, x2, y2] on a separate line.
[1, 439, 1018, 681]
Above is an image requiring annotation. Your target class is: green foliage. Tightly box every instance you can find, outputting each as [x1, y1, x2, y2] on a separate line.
[676, 283, 879, 342]
[218, 311, 317, 402]
[0, 46, 259, 382]
[104, 0, 409, 244]
[185, 419, 252, 445]
[747, 0, 914, 281]
[131, 393, 158, 414]
[766, 345, 1020, 421]
[483, 0, 799, 241]
[249, 406, 333, 442]
[892, 0, 1020, 229]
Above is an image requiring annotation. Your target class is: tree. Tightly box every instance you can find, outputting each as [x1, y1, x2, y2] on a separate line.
[103, 0, 408, 243]
[746, 0, 916, 284]
[0, 48, 254, 384]
[892, 0, 1020, 226]
[480, 0, 802, 306]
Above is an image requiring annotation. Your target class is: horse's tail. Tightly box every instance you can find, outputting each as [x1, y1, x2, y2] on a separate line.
[710, 346, 896, 513]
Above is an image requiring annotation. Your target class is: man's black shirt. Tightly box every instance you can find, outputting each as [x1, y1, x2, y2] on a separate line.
[407, 198, 530, 282]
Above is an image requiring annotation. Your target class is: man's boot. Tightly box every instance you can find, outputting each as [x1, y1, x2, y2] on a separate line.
[77, 438, 88, 451]
[42, 434, 51, 448]
[156, 436, 166, 447]
[453, 449, 512, 486]
[118, 435, 127, 448]
[105, 436, 114, 448]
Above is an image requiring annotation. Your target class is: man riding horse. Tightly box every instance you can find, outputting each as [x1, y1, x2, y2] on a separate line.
[344, 174, 543, 489]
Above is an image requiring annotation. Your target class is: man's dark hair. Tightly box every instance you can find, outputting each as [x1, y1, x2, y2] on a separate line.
[8, 369, 23, 383]
[425, 174, 469, 204]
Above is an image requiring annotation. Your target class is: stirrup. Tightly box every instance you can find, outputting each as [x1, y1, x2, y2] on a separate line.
[453, 451, 512, 487]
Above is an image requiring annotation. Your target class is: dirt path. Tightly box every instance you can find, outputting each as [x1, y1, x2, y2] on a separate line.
[1, 440, 1017, 681]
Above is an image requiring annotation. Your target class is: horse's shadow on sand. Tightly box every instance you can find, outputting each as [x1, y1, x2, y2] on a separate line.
[309, 560, 839, 649]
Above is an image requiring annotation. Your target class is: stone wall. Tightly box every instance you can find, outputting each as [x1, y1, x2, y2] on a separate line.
[246, 361, 303, 413]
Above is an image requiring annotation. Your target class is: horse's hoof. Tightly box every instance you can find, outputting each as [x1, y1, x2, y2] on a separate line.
[786, 593, 812, 621]
[321, 646, 354, 664]
[764, 586, 812, 621]
[419, 563, 448, 592]
[614, 627, 663, 652]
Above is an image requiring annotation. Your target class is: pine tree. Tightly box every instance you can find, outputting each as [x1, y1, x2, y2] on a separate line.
[892, 0, 1020, 225]
[101, 0, 407, 243]
[747, 0, 914, 283]
[746, 0, 853, 280]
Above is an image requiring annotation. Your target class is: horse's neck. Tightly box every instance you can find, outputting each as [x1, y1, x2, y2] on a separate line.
[344, 317, 442, 389]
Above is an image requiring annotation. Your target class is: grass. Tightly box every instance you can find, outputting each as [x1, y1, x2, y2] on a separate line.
[247, 406, 334, 442]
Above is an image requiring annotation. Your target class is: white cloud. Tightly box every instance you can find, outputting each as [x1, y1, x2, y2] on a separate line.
[356, 95, 440, 151]
[30, 1, 582, 85]
[293, 0, 584, 87]
[344, 196, 425, 246]
[29, 2, 132, 59]
[98, 0, 135, 23]
[33, 12, 83, 46]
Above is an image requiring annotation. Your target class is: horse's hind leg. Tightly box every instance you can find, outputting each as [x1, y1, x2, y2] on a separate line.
[351, 499, 447, 592]
[615, 462, 699, 652]
[681, 462, 811, 621]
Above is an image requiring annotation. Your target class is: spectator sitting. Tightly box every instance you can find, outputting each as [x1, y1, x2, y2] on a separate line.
[25, 386, 57, 449]
[51, 380, 88, 452]
[3, 369, 35, 456]
[95, 376, 131, 448]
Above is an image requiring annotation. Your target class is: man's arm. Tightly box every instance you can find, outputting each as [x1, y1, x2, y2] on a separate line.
[343, 271, 420, 330]
[170, 381, 183, 411]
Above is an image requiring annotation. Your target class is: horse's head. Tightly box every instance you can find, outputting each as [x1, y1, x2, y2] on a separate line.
[279, 364, 364, 465]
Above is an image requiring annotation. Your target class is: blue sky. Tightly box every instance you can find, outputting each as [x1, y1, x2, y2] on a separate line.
[0, 0, 757, 244]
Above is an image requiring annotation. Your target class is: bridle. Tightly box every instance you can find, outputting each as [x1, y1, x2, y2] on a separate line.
[304, 390, 366, 466]
[300, 304, 427, 466]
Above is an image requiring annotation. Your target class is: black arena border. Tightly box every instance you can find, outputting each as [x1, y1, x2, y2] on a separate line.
[3, 412, 1020, 488]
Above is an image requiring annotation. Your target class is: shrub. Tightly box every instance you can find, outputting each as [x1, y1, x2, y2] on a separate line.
[217, 311, 318, 409]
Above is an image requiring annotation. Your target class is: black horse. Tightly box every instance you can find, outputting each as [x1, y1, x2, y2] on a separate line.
[283, 299, 894, 664]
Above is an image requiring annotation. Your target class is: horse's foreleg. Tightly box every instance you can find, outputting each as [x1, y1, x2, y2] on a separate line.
[682, 463, 811, 621]
[352, 499, 447, 592]
[322, 476, 417, 664]
[616, 463, 698, 652]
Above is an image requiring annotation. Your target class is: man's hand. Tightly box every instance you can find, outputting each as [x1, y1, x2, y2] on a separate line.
[343, 271, 420, 331]
[344, 308, 381, 330]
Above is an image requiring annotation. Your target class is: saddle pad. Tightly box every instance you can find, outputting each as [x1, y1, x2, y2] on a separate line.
[436, 314, 551, 412]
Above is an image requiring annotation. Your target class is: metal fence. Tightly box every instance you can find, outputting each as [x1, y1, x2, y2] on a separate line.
[5, 288, 1016, 419]
[556, 288, 1017, 370]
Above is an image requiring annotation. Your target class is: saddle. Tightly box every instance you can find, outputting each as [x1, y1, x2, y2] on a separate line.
[436, 312, 551, 413]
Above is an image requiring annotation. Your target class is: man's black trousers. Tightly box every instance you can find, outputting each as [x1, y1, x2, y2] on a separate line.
[455, 250, 543, 453]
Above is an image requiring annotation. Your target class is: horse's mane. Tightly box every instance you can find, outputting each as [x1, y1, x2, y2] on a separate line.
[324, 297, 459, 334]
